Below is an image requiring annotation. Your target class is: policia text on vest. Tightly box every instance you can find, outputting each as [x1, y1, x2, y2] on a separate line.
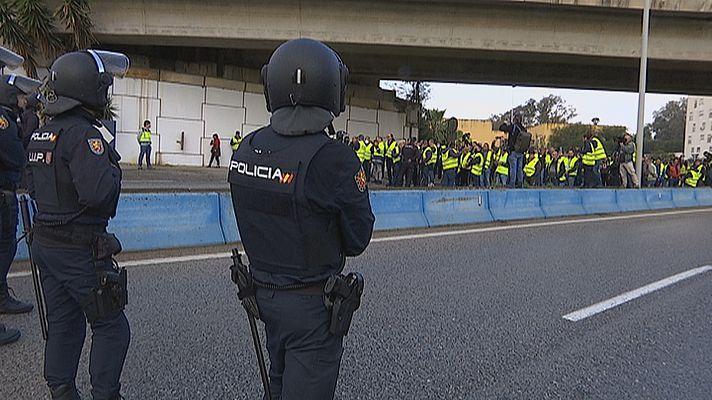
[227, 39, 375, 400]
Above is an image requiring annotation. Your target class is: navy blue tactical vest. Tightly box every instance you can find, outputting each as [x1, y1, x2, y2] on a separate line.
[228, 126, 343, 277]
[26, 114, 117, 223]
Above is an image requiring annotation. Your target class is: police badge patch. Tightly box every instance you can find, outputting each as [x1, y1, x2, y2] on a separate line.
[87, 138, 105, 155]
[0, 115, 8, 130]
[354, 167, 367, 193]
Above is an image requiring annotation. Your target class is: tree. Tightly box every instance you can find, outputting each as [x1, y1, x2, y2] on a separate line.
[491, 95, 577, 129]
[550, 123, 626, 154]
[419, 108, 450, 143]
[0, 0, 96, 77]
[645, 98, 686, 154]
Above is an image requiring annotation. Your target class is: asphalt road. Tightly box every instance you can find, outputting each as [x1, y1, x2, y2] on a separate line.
[2, 209, 712, 399]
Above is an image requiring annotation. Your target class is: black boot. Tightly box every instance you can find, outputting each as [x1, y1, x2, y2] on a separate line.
[0, 283, 34, 314]
[0, 322, 20, 346]
[50, 384, 81, 400]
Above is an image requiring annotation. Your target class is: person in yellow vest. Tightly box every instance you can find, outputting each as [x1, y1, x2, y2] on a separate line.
[362, 135, 374, 182]
[523, 148, 540, 187]
[440, 142, 459, 187]
[481, 142, 493, 188]
[684, 159, 704, 188]
[422, 139, 438, 187]
[557, 151, 570, 187]
[469, 143, 485, 187]
[582, 132, 606, 188]
[230, 130, 242, 151]
[390, 140, 403, 186]
[457, 143, 472, 187]
[385, 134, 398, 185]
[137, 119, 153, 170]
[372, 136, 386, 184]
[567, 149, 579, 187]
[495, 149, 509, 187]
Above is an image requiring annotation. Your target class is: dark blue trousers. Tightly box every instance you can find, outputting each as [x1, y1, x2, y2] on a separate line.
[0, 192, 18, 289]
[256, 289, 343, 400]
[32, 242, 130, 400]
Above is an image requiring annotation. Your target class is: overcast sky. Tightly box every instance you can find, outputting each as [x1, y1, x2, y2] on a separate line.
[382, 81, 685, 134]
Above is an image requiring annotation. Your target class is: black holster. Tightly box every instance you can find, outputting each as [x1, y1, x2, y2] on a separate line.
[230, 252, 260, 320]
[324, 273, 364, 336]
[82, 233, 127, 323]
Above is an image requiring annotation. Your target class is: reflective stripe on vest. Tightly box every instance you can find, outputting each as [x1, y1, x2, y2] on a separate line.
[423, 146, 436, 165]
[583, 137, 606, 166]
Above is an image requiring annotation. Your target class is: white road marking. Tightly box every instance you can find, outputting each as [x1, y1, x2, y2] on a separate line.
[8, 207, 712, 279]
[563, 265, 712, 322]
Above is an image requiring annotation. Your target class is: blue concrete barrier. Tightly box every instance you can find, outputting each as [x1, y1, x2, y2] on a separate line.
[694, 188, 712, 207]
[369, 191, 428, 230]
[642, 188, 674, 210]
[579, 189, 621, 214]
[12, 187, 710, 262]
[615, 189, 650, 212]
[218, 192, 240, 243]
[422, 190, 492, 226]
[109, 193, 225, 251]
[539, 190, 585, 218]
[488, 190, 544, 221]
[671, 189, 698, 208]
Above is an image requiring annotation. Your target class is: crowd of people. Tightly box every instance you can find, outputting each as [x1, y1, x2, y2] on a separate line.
[339, 120, 712, 191]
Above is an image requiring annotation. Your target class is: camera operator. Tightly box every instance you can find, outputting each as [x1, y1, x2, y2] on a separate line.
[618, 133, 639, 188]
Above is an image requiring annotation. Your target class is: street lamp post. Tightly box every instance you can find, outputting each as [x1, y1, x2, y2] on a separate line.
[635, 0, 652, 187]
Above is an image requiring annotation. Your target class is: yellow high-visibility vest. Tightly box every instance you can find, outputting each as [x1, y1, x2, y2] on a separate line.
[459, 152, 472, 172]
[392, 144, 401, 163]
[495, 152, 509, 176]
[139, 128, 152, 144]
[423, 146, 437, 166]
[483, 150, 492, 170]
[557, 157, 570, 182]
[524, 154, 539, 178]
[363, 142, 373, 161]
[373, 142, 385, 158]
[685, 165, 703, 187]
[569, 156, 580, 177]
[442, 149, 458, 171]
[583, 137, 606, 166]
[356, 140, 367, 162]
[230, 137, 242, 150]
[470, 152, 484, 176]
[385, 141, 398, 159]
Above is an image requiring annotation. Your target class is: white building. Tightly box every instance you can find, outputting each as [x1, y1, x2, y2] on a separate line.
[111, 69, 412, 167]
[685, 96, 712, 159]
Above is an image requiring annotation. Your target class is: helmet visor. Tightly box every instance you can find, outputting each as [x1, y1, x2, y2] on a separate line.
[0, 47, 24, 70]
[86, 50, 130, 78]
[6, 74, 42, 94]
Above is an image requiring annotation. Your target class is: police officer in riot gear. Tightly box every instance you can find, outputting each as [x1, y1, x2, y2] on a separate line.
[26, 50, 130, 400]
[0, 47, 41, 345]
[229, 39, 374, 399]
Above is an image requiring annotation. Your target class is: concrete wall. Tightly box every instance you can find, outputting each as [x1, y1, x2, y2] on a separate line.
[112, 73, 408, 166]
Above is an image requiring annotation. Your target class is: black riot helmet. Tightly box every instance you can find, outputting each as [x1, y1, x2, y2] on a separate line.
[261, 38, 348, 117]
[0, 47, 40, 109]
[43, 49, 130, 116]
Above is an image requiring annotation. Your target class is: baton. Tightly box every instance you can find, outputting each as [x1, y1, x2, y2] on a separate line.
[19, 195, 48, 340]
[231, 249, 272, 400]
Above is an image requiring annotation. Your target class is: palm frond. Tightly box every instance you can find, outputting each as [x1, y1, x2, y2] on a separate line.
[13, 0, 64, 58]
[0, 1, 38, 77]
[55, 0, 96, 50]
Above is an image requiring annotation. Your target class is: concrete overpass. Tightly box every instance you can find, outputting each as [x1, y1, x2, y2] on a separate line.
[83, 0, 712, 95]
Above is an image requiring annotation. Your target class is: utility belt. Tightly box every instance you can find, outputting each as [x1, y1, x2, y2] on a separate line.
[34, 223, 128, 322]
[230, 251, 364, 336]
